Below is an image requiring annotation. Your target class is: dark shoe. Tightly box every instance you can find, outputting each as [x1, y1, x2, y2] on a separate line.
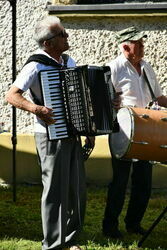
[126, 225, 146, 235]
[102, 221, 123, 238]
[103, 227, 123, 238]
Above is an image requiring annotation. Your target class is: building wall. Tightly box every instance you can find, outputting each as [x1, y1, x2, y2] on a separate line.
[1, 1, 166, 133]
[0, 1, 167, 185]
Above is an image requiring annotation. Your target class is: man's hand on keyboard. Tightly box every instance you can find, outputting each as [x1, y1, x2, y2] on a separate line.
[35, 105, 55, 125]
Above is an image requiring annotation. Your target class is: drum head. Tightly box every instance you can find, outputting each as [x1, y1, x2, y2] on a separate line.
[110, 107, 133, 158]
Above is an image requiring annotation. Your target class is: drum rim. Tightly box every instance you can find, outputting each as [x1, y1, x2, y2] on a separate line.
[125, 106, 135, 157]
[110, 106, 135, 159]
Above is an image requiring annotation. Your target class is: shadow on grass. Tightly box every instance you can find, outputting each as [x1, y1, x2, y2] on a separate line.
[0, 185, 42, 242]
[80, 186, 167, 250]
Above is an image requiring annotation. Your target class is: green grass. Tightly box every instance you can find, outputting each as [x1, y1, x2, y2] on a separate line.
[0, 185, 166, 250]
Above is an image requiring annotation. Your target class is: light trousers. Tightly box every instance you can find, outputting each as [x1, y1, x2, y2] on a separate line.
[35, 133, 86, 250]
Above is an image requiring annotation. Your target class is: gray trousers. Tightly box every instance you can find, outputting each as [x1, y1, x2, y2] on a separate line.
[35, 133, 86, 250]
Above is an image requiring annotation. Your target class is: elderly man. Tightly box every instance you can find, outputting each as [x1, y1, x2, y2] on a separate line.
[102, 26, 167, 239]
[6, 16, 95, 250]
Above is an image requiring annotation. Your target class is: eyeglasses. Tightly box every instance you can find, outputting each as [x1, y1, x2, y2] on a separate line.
[46, 30, 68, 40]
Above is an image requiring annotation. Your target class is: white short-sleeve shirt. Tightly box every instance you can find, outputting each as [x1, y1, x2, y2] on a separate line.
[107, 54, 162, 108]
[13, 49, 76, 133]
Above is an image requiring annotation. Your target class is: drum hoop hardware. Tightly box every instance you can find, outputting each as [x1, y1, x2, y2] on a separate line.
[133, 114, 149, 119]
[140, 114, 149, 119]
[160, 145, 167, 148]
[161, 117, 167, 122]
[132, 140, 149, 145]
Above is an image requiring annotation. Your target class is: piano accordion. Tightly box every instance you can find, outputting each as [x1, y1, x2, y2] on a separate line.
[39, 65, 115, 140]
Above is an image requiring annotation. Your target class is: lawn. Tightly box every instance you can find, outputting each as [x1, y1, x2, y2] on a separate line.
[0, 184, 166, 250]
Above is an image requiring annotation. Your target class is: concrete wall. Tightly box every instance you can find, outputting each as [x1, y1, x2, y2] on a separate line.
[0, 133, 112, 185]
[0, 1, 167, 185]
[1, 133, 167, 187]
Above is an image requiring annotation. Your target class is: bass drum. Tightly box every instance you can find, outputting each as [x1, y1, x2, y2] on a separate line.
[110, 107, 167, 162]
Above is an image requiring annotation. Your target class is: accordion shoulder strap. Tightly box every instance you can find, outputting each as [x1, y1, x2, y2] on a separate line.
[143, 68, 156, 101]
[24, 53, 69, 68]
[24, 53, 69, 105]
[62, 54, 69, 68]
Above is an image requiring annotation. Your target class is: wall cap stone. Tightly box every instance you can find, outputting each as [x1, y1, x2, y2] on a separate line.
[47, 2, 167, 16]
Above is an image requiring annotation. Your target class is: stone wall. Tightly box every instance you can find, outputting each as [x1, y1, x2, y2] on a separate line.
[1, 0, 167, 133]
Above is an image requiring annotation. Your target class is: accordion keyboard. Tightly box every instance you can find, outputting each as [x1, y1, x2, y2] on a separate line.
[40, 70, 69, 140]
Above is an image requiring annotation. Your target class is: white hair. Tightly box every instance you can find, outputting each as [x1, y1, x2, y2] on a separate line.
[34, 16, 61, 48]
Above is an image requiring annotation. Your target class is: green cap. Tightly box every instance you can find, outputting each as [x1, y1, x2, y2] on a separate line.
[116, 26, 147, 43]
